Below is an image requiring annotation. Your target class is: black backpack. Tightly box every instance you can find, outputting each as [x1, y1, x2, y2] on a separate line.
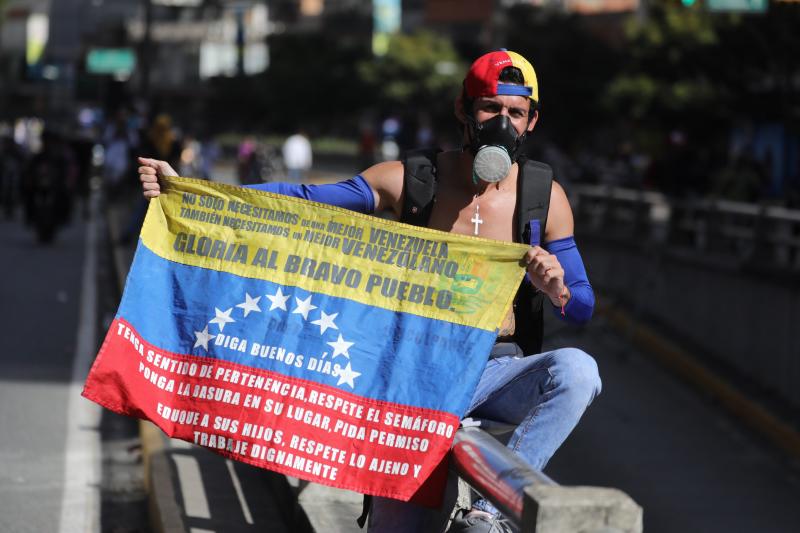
[401, 148, 553, 355]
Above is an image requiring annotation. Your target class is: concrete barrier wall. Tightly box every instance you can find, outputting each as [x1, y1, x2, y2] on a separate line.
[579, 227, 800, 410]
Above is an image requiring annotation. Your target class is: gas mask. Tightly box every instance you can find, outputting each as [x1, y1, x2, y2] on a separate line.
[467, 114, 526, 184]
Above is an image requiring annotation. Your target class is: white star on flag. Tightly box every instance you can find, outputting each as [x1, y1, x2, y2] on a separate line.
[209, 307, 235, 331]
[327, 334, 354, 359]
[292, 295, 317, 320]
[193, 325, 215, 351]
[336, 362, 361, 389]
[311, 311, 339, 334]
[236, 293, 262, 317]
[266, 287, 290, 311]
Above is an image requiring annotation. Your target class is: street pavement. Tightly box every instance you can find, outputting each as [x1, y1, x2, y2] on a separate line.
[0, 196, 105, 533]
[542, 310, 800, 533]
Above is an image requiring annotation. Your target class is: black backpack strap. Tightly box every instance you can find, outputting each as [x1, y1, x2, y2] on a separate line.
[356, 494, 372, 528]
[400, 148, 441, 227]
[516, 158, 553, 245]
[513, 158, 553, 356]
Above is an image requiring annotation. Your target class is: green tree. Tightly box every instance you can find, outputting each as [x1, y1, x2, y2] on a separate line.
[358, 31, 466, 134]
[503, 5, 623, 150]
[260, 29, 372, 132]
[359, 31, 464, 105]
[605, 1, 800, 150]
[605, 2, 721, 134]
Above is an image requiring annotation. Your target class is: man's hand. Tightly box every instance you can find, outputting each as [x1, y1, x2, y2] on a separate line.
[524, 246, 569, 307]
[138, 157, 178, 199]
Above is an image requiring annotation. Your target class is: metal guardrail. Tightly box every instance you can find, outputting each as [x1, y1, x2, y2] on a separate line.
[451, 427, 642, 533]
[569, 184, 800, 411]
[572, 184, 800, 271]
[451, 427, 555, 528]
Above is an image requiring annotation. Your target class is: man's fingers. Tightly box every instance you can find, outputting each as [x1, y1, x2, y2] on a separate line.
[137, 157, 177, 177]
[529, 255, 555, 275]
[542, 267, 564, 285]
[139, 169, 158, 183]
[524, 246, 547, 263]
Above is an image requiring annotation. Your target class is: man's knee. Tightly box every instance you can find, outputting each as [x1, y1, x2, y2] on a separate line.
[550, 347, 602, 404]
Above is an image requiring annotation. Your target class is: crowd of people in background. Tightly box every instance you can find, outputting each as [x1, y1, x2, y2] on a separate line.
[0, 108, 223, 244]
[0, 119, 92, 241]
[1, 106, 798, 245]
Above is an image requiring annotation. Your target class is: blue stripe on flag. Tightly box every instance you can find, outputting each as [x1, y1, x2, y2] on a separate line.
[118, 243, 496, 416]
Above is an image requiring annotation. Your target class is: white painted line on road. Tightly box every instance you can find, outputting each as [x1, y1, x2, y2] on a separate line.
[190, 528, 216, 533]
[59, 194, 101, 533]
[173, 454, 212, 519]
[170, 438, 192, 449]
[226, 459, 254, 524]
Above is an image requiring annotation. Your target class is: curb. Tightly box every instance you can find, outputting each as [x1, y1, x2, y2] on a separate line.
[106, 199, 185, 532]
[141, 421, 186, 533]
[599, 300, 800, 462]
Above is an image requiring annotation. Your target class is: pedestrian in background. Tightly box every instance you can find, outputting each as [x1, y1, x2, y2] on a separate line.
[120, 114, 181, 244]
[282, 129, 312, 182]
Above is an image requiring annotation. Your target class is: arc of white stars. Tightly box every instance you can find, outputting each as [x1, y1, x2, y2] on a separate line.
[236, 292, 262, 317]
[311, 311, 339, 335]
[266, 287, 290, 311]
[336, 362, 361, 389]
[209, 307, 235, 331]
[193, 325, 215, 351]
[292, 295, 317, 320]
[327, 334, 354, 359]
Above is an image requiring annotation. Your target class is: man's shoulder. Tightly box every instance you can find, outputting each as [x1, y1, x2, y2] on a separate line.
[358, 160, 405, 214]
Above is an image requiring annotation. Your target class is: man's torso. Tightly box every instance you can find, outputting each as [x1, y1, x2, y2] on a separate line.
[416, 150, 522, 336]
[424, 151, 519, 242]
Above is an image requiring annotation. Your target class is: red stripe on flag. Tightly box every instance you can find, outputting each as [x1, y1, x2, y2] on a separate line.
[83, 318, 458, 502]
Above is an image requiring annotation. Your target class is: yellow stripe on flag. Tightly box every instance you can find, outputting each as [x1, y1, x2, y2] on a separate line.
[140, 177, 527, 332]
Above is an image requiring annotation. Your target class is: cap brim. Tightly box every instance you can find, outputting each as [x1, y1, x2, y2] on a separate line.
[496, 83, 533, 97]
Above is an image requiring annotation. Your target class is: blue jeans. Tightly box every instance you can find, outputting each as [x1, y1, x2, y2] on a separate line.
[367, 345, 602, 532]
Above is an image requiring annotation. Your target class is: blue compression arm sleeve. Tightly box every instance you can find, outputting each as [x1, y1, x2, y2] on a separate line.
[245, 175, 375, 214]
[543, 236, 594, 325]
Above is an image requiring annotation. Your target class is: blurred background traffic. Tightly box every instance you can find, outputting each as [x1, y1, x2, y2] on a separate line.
[1, 0, 798, 227]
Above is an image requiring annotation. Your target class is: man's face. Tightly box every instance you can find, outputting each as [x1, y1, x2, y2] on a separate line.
[472, 95, 535, 136]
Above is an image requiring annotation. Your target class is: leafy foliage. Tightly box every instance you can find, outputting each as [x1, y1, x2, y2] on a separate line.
[504, 5, 623, 148]
[606, 1, 800, 135]
[358, 31, 465, 107]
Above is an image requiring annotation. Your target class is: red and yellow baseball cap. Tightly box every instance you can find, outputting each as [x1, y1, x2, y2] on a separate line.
[464, 49, 539, 104]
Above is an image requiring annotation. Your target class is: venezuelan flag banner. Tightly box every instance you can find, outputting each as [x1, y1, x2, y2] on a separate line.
[83, 176, 527, 503]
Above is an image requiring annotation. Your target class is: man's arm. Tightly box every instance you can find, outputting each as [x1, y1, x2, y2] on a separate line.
[524, 181, 594, 324]
[359, 161, 404, 217]
[138, 157, 405, 216]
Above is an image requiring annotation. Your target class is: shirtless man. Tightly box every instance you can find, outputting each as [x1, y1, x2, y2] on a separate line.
[139, 50, 601, 533]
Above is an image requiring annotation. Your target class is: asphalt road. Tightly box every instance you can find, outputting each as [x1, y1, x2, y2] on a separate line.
[0, 193, 148, 533]
[543, 310, 800, 533]
[0, 200, 100, 533]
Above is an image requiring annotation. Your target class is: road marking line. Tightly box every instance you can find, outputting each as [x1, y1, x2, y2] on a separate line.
[226, 459, 254, 524]
[172, 455, 212, 519]
[170, 438, 192, 449]
[59, 194, 101, 533]
[602, 303, 800, 460]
